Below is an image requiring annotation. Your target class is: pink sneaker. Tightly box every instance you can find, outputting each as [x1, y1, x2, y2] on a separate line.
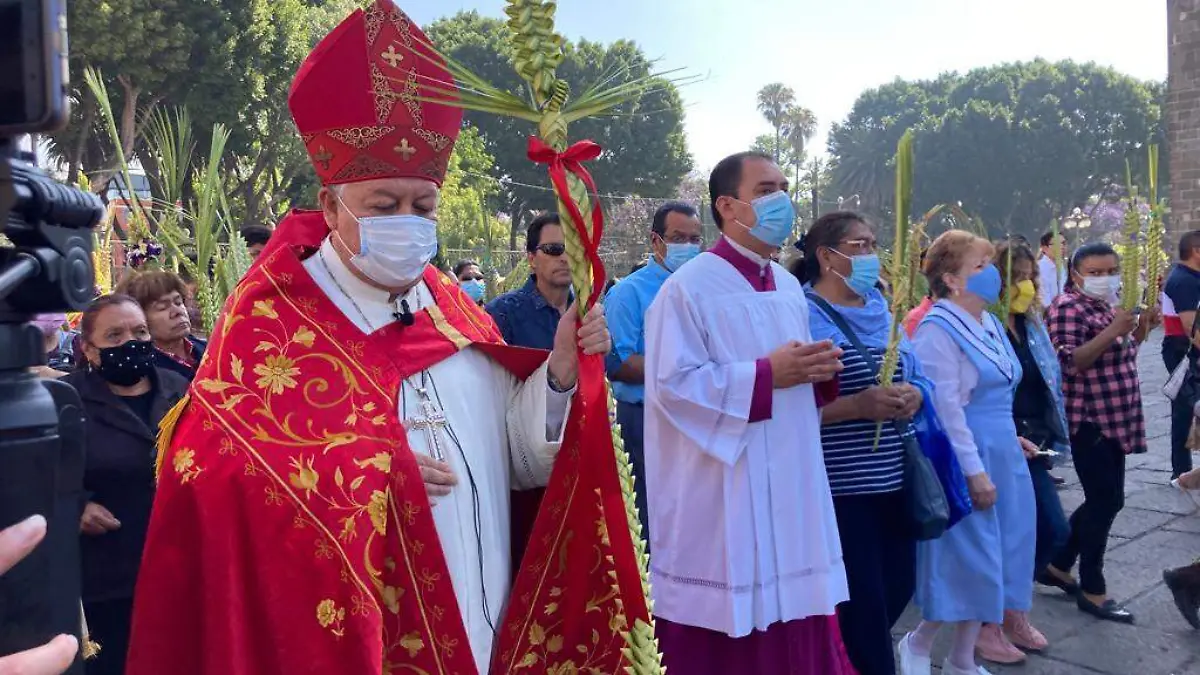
[975, 623, 1026, 664]
[1004, 609, 1049, 651]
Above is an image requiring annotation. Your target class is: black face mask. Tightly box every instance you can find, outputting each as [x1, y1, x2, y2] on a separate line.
[95, 339, 156, 386]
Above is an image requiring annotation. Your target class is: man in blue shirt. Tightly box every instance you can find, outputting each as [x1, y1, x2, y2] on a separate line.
[487, 213, 573, 350]
[604, 202, 704, 544]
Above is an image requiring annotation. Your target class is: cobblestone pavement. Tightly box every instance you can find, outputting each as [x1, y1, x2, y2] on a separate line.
[891, 331, 1200, 674]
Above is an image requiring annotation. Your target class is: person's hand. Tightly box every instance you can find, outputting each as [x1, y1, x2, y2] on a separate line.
[967, 473, 997, 510]
[548, 302, 610, 390]
[1103, 308, 1138, 339]
[414, 453, 457, 499]
[896, 383, 923, 418]
[1018, 436, 1040, 460]
[767, 340, 844, 389]
[1135, 306, 1161, 341]
[0, 515, 79, 675]
[853, 386, 907, 422]
[80, 502, 120, 536]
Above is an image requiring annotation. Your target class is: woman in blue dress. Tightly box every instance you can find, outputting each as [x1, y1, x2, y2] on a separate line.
[897, 231, 1037, 675]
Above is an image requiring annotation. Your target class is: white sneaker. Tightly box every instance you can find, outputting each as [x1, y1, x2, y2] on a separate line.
[897, 634, 932, 675]
[941, 657, 993, 675]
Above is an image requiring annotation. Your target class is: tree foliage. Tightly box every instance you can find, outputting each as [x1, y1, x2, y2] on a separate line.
[827, 60, 1164, 238]
[58, 0, 356, 224]
[425, 11, 692, 247]
[437, 127, 510, 260]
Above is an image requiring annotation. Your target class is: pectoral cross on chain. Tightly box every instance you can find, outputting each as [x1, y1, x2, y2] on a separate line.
[406, 383, 449, 461]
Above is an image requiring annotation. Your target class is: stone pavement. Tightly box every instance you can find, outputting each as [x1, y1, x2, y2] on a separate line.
[891, 332, 1200, 674]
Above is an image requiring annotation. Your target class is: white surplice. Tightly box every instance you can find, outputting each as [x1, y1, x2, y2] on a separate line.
[304, 240, 572, 671]
[642, 247, 848, 638]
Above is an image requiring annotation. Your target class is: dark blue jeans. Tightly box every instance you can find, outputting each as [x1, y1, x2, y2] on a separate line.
[1030, 458, 1070, 575]
[616, 400, 649, 552]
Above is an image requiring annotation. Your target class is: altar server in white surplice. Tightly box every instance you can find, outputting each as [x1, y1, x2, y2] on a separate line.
[641, 151, 857, 675]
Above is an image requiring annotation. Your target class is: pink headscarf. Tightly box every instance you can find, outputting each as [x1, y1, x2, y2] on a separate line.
[31, 313, 67, 336]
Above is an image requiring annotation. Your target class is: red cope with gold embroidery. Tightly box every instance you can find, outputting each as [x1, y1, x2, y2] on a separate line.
[128, 210, 531, 674]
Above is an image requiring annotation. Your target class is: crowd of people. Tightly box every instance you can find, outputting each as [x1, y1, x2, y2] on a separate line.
[9, 3, 1200, 675]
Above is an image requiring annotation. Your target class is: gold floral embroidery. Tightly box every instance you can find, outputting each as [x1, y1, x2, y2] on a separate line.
[289, 456, 320, 498]
[380, 584, 402, 614]
[292, 326, 316, 348]
[316, 599, 346, 637]
[173, 448, 202, 483]
[398, 632, 424, 657]
[251, 299, 278, 319]
[254, 354, 301, 394]
[367, 490, 388, 535]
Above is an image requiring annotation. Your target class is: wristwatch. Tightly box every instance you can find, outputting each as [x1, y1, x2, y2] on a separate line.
[548, 370, 574, 393]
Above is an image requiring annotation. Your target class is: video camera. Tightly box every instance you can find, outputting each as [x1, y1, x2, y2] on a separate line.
[1, 0, 103, 671]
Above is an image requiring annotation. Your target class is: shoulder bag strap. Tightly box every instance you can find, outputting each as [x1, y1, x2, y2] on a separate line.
[806, 292, 910, 436]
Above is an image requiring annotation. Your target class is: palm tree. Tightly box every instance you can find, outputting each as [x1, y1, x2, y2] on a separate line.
[756, 83, 795, 163]
[783, 105, 816, 193]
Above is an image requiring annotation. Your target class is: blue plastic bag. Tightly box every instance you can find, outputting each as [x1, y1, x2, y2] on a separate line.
[910, 378, 972, 528]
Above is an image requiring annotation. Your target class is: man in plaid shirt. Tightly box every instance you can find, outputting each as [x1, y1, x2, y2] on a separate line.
[1042, 242, 1158, 625]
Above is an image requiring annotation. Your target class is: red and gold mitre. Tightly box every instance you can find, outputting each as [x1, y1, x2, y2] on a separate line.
[288, 0, 462, 186]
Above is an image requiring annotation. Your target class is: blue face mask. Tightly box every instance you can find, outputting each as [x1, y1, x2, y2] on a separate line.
[461, 279, 486, 302]
[831, 250, 881, 298]
[663, 242, 701, 272]
[736, 191, 795, 248]
[966, 264, 1002, 304]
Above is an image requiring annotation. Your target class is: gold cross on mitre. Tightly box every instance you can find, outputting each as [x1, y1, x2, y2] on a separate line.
[313, 145, 334, 170]
[394, 138, 417, 161]
[381, 43, 404, 69]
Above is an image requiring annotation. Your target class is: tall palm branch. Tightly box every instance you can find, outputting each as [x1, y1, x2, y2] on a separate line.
[412, 1, 690, 671]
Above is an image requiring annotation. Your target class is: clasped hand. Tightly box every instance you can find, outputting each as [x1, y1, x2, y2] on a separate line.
[856, 383, 922, 422]
[768, 340, 844, 389]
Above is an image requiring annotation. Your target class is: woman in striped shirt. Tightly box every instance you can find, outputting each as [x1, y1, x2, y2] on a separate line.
[792, 211, 926, 675]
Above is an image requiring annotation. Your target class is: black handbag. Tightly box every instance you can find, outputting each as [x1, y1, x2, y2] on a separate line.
[807, 294, 950, 540]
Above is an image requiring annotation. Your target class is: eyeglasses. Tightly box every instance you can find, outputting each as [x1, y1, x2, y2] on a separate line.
[536, 243, 566, 257]
[838, 238, 877, 254]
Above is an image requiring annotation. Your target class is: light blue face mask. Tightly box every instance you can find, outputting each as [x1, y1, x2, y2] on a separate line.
[966, 264, 1003, 305]
[461, 279, 486, 302]
[663, 242, 701, 272]
[735, 190, 796, 248]
[830, 250, 881, 298]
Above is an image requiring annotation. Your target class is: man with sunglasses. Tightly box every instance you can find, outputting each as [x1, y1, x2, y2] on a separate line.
[487, 213, 575, 350]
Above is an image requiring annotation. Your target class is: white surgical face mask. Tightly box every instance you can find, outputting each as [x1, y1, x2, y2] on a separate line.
[1080, 274, 1120, 304]
[335, 193, 438, 288]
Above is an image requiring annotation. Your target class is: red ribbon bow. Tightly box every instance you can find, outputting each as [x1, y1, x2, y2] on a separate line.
[527, 137, 608, 306]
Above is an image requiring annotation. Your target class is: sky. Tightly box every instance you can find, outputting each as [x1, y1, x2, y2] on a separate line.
[406, 0, 1168, 176]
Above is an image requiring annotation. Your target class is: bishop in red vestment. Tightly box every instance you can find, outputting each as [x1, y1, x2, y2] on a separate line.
[124, 3, 610, 673]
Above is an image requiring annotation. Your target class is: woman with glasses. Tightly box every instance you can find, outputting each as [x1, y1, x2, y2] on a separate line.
[792, 211, 925, 675]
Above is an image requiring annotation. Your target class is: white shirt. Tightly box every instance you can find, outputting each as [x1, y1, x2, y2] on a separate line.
[1038, 254, 1066, 307]
[303, 240, 572, 670]
[911, 300, 1013, 477]
[643, 248, 847, 638]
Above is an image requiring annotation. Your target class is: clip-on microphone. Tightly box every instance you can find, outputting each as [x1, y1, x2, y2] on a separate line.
[393, 298, 415, 326]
